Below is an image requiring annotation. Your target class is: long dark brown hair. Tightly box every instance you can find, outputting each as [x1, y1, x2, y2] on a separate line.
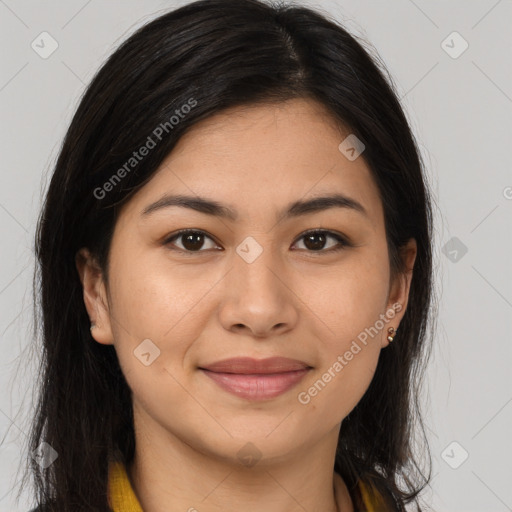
[18, 0, 436, 509]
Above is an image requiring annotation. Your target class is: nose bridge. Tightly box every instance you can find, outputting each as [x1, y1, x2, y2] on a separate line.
[218, 234, 298, 336]
[233, 234, 284, 301]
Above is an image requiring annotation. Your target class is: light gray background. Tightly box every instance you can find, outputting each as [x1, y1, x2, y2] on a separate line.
[1, 1, 511, 511]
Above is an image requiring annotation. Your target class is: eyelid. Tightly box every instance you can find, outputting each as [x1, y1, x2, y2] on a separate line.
[163, 228, 351, 253]
[291, 229, 351, 252]
[163, 228, 222, 251]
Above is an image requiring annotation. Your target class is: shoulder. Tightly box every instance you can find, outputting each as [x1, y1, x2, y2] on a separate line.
[357, 479, 398, 511]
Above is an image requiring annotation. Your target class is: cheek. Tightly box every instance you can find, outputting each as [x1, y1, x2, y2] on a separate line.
[297, 328, 381, 423]
[108, 251, 213, 339]
[106, 253, 223, 391]
[293, 256, 388, 414]
[299, 254, 390, 342]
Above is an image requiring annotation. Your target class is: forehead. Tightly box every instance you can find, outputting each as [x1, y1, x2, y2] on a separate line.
[123, 98, 383, 228]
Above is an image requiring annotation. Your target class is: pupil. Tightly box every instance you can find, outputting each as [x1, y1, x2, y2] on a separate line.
[180, 232, 328, 251]
[305, 233, 325, 251]
[183, 232, 203, 251]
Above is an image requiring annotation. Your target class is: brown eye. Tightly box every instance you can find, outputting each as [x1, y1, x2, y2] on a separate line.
[164, 229, 349, 254]
[165, 230, 220, 252]
[293, 230, 348, 252]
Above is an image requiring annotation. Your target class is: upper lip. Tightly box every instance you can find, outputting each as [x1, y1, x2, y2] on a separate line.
[199, 357, 311, 374]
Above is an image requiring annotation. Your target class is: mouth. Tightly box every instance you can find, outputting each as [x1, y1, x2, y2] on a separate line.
[198, 357, 312, 401]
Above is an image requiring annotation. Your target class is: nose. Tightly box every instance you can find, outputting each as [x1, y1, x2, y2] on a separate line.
[218, 244, 299, 338]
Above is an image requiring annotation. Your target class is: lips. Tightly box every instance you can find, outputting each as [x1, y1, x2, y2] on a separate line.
[199, 356, 311, 374]
[199, 357, 312, 400]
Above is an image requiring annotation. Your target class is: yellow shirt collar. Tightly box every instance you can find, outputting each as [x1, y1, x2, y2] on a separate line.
[107, 461, 143, 512]
[108, 460, 386, 512]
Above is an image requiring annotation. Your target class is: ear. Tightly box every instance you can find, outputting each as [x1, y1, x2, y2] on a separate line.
[382, 238, 417, 347]
[75, 247, 114, 345]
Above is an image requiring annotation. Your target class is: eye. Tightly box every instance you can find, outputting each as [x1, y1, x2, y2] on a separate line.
[164, 229, 221, 252]
[292, 230, 350, 252]
[163, 229, 351, 254]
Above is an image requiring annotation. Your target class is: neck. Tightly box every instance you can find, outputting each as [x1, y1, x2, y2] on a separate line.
[127, 404, 353, 512]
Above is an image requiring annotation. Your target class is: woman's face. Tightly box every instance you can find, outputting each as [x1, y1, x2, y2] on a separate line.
[79, 97, 415, 466]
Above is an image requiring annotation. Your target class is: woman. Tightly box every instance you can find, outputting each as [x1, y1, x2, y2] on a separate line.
[24, 0, 435, 510]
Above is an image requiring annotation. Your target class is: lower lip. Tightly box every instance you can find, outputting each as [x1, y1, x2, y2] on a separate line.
[200, 368, 310, 400]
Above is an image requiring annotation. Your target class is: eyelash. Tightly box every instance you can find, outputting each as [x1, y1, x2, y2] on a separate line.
[163, 228, 351, 254]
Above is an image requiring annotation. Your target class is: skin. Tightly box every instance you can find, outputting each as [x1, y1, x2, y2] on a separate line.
[76, 97, 416, 512]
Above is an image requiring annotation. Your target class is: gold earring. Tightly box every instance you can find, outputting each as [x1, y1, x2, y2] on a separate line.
[387, 327, 397, 342]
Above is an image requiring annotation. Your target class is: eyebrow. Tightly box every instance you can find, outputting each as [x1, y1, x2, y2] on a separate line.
[141, 193, 368, 222]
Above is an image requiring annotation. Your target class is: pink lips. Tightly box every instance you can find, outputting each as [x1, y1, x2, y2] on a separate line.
[199, 357, 311, 401]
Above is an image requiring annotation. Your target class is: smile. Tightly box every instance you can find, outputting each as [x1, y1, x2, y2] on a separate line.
[199, 368, 311, 400]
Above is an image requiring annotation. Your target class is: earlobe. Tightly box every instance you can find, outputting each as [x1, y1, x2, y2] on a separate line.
[75, 248, 114, 345]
